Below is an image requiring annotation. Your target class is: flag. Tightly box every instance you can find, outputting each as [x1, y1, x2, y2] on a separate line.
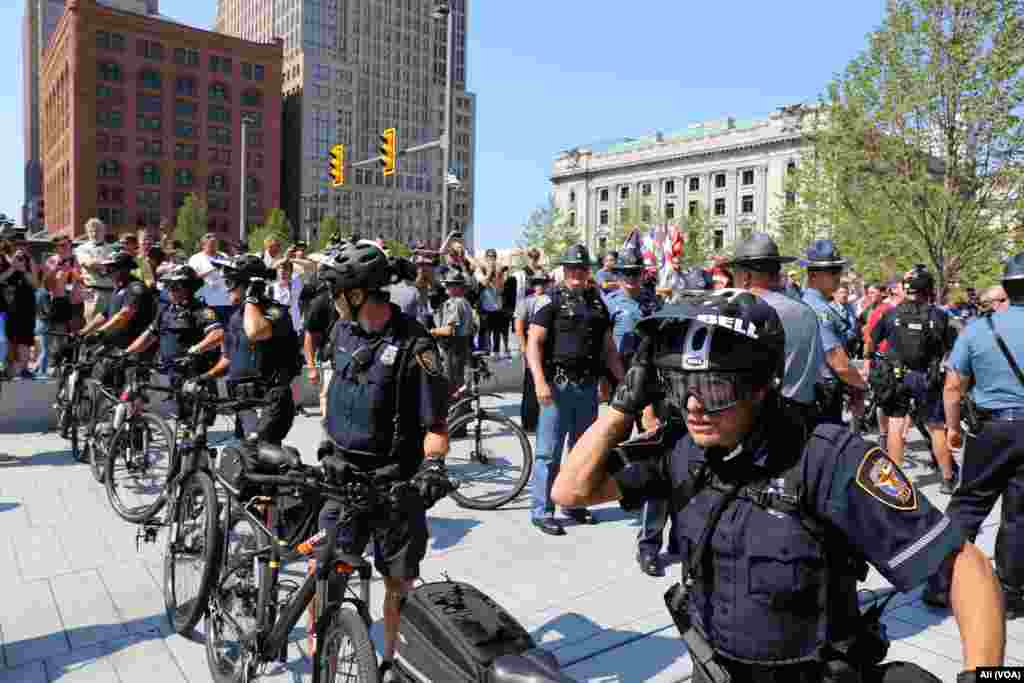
[671, 227, 684, 259]
[621, 228, 643, 254]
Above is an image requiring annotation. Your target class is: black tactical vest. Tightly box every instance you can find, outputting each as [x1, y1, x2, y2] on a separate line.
[544, 286, 609, 372]
[889, 302, 943, 371]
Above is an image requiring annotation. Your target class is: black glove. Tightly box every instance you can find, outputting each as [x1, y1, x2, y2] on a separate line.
[415, 459, 453, 508]
[956, 672, 978, 683]
[610, 363, 662, 417]
[245, 278, 266, 305]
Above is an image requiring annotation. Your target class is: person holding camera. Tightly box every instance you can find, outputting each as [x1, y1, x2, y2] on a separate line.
[552, 290, 1004, 683]
[41, 236, 82, 375]
[188, 254, 300, 444]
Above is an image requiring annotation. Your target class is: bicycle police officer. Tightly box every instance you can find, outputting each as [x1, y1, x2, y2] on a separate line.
[190, 254, 299, 444]
[924, 252, 1024, 615]
[313, 240, 450, 682]
[553, 290, 1005, 683]
[527, 243, 625, 536]
[801, 239, 868, 424]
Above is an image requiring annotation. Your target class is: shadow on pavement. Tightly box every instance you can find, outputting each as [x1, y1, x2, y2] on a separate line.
[427, 514, 482, 551]
[0, 449, 79, 468]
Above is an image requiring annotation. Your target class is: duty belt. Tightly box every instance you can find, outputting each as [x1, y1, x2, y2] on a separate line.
[980, 407, 1024, 422]
[548, 364, 594, 387]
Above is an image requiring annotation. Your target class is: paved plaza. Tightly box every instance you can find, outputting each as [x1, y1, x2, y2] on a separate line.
[0, 394, 1019, 682]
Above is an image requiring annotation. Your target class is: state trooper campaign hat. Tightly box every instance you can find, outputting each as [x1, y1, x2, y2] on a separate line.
[1003, 252, 1024, 282]
[801, 239, 849, 270]
[614, 246, 645, 273]
[722, 232, 796, 269]
[558, 244, 591, 267]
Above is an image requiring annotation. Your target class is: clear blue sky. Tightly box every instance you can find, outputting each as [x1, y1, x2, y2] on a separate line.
[0, 1, 887, 249]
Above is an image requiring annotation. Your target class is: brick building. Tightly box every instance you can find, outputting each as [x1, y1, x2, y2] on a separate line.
[40, 0, 283, 242]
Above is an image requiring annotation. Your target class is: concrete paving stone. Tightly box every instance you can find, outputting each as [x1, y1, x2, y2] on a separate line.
[106, 635, 188, 683]
[58, 519, 121, 574]
[561, 624, 691, 683]
[98, 561, 170, 637]
[9, 525, 72, 582]
[0, 660, 46, 683]
[0, 579, 68, 668]
[163, 632, 216, 683]
[43, 641, 119, 683]
[548, 611, 675, 666]
[20, 483, 74, 529]
[49, 571, 129, 650]
[884, 640, 962, 681]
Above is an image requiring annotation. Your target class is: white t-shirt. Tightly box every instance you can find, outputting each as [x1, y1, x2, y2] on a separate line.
[188, 251, 230, 306]
[74, 240, 115, 288]
[271, 275, 303, 331]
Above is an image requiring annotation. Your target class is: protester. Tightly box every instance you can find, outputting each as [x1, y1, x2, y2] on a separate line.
[75, 217, 116, 324]
[42, 235, 83, 365]
[188, 233, 233, 322]
[262, 236, 283, 268]
[0, 245, 39, 379]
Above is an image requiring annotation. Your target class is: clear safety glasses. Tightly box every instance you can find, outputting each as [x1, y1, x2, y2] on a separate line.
[661, 370, 756, 414]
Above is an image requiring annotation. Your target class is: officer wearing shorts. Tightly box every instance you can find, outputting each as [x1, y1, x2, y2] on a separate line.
[314, 240, 450, 681]
[303, 250, 344, 418]
[924, 252, 1024, 615]
[553, 289, 1005, 683]
[432, 270, 475, 391]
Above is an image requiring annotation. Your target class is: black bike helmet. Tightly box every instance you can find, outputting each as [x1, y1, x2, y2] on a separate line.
[215, 254, 273, 289]
[160, 264, 203, 292]
[319, 240, 391, 291]
[441, 270, 469, 287]
[99, 248, 137, 272]
[559, 244, 591, 267]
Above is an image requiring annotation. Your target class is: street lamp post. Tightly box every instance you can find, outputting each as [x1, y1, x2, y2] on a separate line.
[240, 116, 252, 248]
[433, 2, 454, 241]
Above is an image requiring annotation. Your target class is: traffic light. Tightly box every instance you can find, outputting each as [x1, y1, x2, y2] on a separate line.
[378, 128, 397, 177]
[329, 144, 345, 187]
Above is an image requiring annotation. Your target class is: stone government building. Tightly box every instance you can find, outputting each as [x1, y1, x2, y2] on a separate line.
[550, 105, 810, 256]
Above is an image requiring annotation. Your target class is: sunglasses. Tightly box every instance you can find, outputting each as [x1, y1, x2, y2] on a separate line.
[662, 370, 756, 414]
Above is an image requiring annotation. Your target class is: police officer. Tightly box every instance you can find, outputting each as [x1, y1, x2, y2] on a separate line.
[191, 254, 298, 444]
[303, 245, 346, 418]
[868, 269, 959, 491]
[725, 232, 824, 422]
[314, 240, 450, 682]
[553, 291, 1005, 683]
[802, 240, 868, 424]
[123, 265, 223, 411]
[924, 253, 1024, 615]
[431, 270, 475, 392]
[527, 244, 625, 536]
[514, 270, 553, 433]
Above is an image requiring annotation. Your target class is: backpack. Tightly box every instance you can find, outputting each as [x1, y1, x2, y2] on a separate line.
[889, 303, 945, 371]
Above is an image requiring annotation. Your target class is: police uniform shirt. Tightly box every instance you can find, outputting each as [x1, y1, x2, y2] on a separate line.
[948, 305, 1024, 410]
[758, 289, 824, 406]
[225, 302, 295, 382]
[606, 289, 659, 357]
[802, 288, 843, 380]
[105, 277, 156, 348]
[612, 413, 964, 660]
[149, 299, 221, 365]
[440, 295, 474, 337]
[326, 308, 448, 475]
[531, 287, 611, 370]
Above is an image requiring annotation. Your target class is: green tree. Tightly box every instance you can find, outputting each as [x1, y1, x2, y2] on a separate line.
[174, 193, 208, 255]
[248, 208, 292, 253]
[777, 0, 1024, 297]
[678, 203, 713, 269]
[518, 196, 580, 265]
[383, 239, 412, 258]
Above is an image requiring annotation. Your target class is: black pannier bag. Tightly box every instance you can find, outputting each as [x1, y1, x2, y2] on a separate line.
[397, 580, 535, 682]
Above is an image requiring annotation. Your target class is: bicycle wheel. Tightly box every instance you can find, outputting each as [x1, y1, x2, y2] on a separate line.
[447, 410, 533, 510]
[164, 470, 221, 636]
[204, 512, 263, 683]
[319, 608, 379, 683]
[71, 379, 99, 464]
[105, 412, 175, 523]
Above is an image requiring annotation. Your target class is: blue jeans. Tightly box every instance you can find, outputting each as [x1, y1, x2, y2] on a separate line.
[530, 379, 598, 520]
[35, 333, 49, 375]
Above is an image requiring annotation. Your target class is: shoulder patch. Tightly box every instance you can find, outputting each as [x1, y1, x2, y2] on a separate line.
[855, 447, 918, 511]
[414, 345, 443, 377]
[202, 308, 218, 322]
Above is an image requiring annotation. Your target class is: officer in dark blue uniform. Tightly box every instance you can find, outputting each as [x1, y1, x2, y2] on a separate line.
[191, 254, 299, 444]
[527, 243, 625, 536]
[924, 253, 1024, 616]
[313, 240, 450, 682]
[553, 290, 1005, 683]
[801, 240, 868, 424]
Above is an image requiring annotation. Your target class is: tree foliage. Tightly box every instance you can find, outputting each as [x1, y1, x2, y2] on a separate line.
[518, 195, 581, 265]
[248, 208, 292, 253]
[777, 0, 1024, 296]
[174, 194, 208, 255]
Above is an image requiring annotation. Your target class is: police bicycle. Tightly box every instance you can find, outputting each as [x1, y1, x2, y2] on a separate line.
[50, 333, 100, 463]
[446, 350, 533, 510]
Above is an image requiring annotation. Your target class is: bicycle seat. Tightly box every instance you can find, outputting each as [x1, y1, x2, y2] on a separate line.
[255, 444, 302, 470]
[489, 649, 577, 683]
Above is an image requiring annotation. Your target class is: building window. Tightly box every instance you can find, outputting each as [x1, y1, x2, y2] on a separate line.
[786, 191, 796, 208]
[742, 169, 755, 186]
[97, 31, 125, 51]
[241, 89, 262, 107]
[139, 163, 161, 185]
[136, 138, 162, 157]
[641, 205, 652, 222]
[98, 61, 122, 82]
[96, 84, 116, 99]
[175, 169, 194, 187]
[97, 110, 123, 128]
[787, 161, 797, 175]
[713, 230, 724, 250]
[569, 190, 575, 203]
[619, 207, 628, 222]
[173, 47, 199, 67]
[137, 114, 161, 131]
[98, 160, 121, 178]
[641, 183, 652, 196]
[175, 121, 196, 138]
[209, 148, 231, 164]
[208, 83, 230, 102]
[174, 143, 198, 160]
[246, 132, 263, 147]
[208, 173, 228, 191]
[246, 176, 261, 194]
[208, 105, 231, 123]
[137, 40, 164, 61]
[208, 194, 229, 212]
[176, 77, 197, 97]
[714, 198, 726, 216]
[139, 69, 161, 90]
[137, 94, 161, 113]
[741, 226, 753, 240]
[665, 180, 676, 195]
[599, 209, 608, 225]
[175, 101, 197, 118]
[715, 173, 726, 189]
[137, 210, 161, 226]
[97, 207, 125, 226]
[208, 126, 231, 145]
[136, 189, 160, 207]
[112, 136, 124, 153]
[241, 62, 266, 81]
[241, 112, 262, 128]
[97, 186, 124, 203]
[688, 200, 699, 217]
[97, 133, 109, 151]
[665, 202, 675, 220]
[209, 55, 232, 75]
[568, 211, 576, 227]
[599, 188, 609, 202]
[249, 152, 264, 169]
[619, 186, 629, 200]
[741, 195, 754, 214]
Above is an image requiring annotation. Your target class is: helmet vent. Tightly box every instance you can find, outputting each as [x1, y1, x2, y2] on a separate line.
[691, 327, 708, 351]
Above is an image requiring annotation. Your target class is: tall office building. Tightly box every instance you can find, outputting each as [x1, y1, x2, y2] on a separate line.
[216, 0, 477, 249]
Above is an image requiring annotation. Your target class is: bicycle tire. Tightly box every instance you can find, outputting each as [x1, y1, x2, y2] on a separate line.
[71, 379, 99, 464]
[204, 511, 264, 683]
[447, 411, 533, 510]
[105, 412, 174, 523]
[164, 469, 221, 636]
[319, 608, 379, 683]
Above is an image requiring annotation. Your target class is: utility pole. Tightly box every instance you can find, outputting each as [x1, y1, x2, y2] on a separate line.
[239, 116, 250, 248]
[433, 1, 454, 242]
